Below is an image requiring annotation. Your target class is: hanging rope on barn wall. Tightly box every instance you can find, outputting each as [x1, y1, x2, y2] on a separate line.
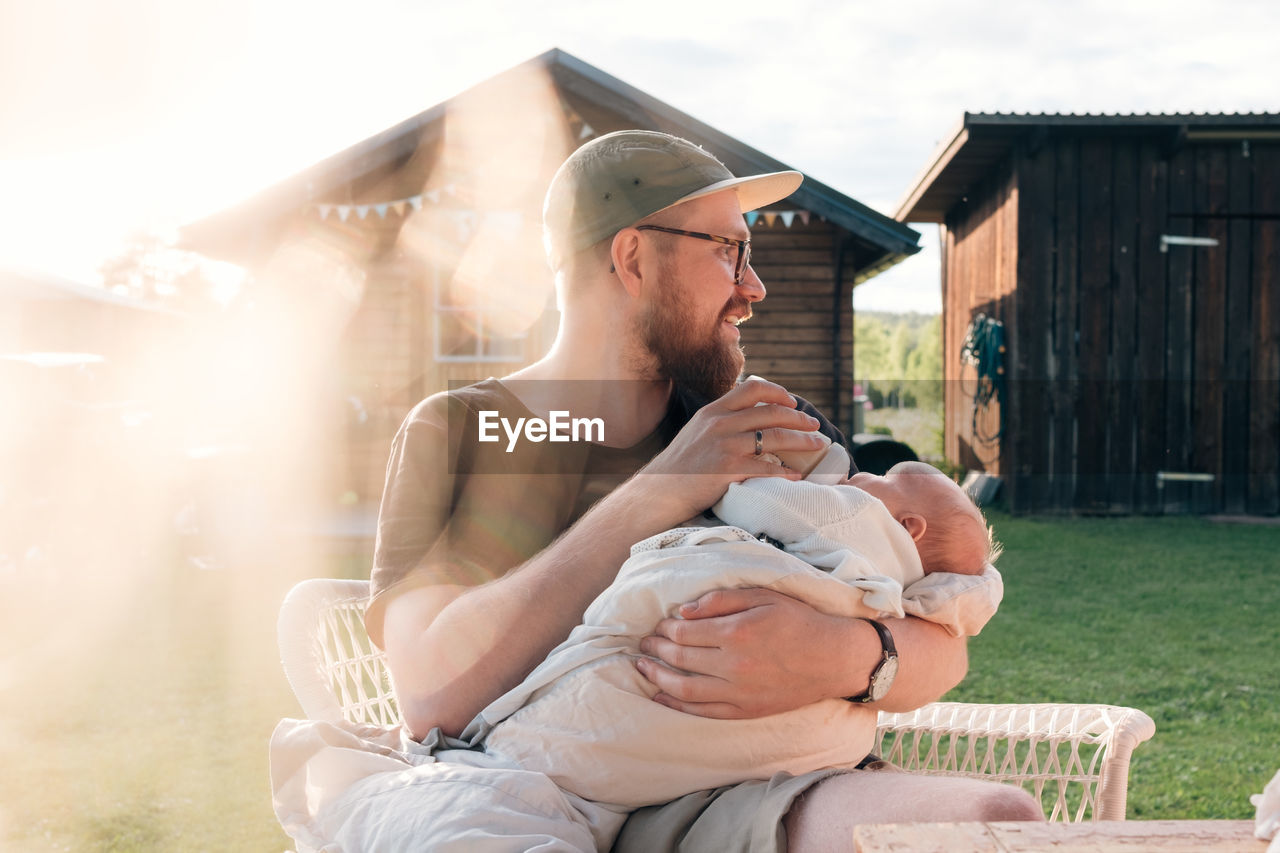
[960, 313, 1006, 446]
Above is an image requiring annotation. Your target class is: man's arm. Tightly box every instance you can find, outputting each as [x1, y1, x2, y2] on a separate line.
[863, 615, 968, 712]
[634, 586, 967, 718]
[383, 482, 665, 738]
[381, 379, 832, 740]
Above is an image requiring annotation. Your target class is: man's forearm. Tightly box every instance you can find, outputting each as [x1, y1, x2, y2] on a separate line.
[806, 614, 967, 713]
[391, 539, 628, 737]
[866, 616, 967, 712]
[636, 589, 968, 719]
[384, 473, 691, 739]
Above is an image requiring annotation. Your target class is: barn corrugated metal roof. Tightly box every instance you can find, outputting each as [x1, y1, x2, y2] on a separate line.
[895, 111, 1280, 223]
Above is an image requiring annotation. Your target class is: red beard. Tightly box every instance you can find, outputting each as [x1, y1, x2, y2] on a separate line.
[639, 284, 750, 400]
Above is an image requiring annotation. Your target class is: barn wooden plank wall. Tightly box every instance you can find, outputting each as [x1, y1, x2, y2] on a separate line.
[940, 156, 1017, 479]
[945, 136, 1279, 515]
[1252, 143, 1280, 514]
[745, 219, 856, 429]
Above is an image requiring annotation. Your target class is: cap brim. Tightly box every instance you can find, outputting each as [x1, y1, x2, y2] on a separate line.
[659, 170, 804, 217]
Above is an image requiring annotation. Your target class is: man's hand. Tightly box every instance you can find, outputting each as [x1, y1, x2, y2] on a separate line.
[635, 588, 969, 718]
[634, 587, 863, 718]
[631, 378, 831, 526]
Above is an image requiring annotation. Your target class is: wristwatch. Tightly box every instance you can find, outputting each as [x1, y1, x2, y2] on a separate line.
[844, 618, 898, 703]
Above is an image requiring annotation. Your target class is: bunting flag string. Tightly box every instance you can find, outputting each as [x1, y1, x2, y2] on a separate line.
[312, 192, 487, 244]
[745, 208, 815, 228]
[560, 105, 597, 142]
[312, 189, 436, 222]
[313, 189, 815, 232]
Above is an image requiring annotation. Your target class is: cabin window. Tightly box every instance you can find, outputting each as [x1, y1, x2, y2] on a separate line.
[432, 211, 530, 363]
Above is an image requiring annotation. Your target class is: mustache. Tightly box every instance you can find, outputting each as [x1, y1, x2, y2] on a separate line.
[722, 299, 752, 325]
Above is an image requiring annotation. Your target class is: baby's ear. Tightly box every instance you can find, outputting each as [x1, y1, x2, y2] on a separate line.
[899, 512, 927, 542]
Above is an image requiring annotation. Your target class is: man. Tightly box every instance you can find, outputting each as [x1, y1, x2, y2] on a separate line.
[304, 130, 1040, 850]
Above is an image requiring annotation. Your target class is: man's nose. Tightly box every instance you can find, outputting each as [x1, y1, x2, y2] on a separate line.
[737, 264, 766, 302]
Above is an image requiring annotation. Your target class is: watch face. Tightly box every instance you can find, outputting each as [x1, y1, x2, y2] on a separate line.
[870, 655, 900, 700]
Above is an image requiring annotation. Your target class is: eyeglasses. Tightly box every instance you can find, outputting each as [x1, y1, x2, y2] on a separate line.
[635, 225, 752, 285]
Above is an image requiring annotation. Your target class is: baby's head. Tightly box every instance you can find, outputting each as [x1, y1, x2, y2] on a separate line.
[845, 461, 999, 576]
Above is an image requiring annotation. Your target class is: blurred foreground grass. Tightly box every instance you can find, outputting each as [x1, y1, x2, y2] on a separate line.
[0, 536, 349, 852]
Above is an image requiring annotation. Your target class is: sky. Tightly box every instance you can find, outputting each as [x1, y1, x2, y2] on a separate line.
[1, 0, 1277, 313]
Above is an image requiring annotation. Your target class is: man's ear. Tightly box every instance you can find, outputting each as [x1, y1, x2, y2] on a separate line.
[611, 228, 644, 298]
[899, 512, 927, 542]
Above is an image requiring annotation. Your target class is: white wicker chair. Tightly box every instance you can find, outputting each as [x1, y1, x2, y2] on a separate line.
[277, 577, 1156, 823]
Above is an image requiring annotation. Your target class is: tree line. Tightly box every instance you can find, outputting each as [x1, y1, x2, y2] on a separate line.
[853, 311, 942, 410]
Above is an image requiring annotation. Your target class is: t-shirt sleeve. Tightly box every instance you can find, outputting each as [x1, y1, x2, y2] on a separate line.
[363, 386, 584, 648]
[365, 393, 469, 648]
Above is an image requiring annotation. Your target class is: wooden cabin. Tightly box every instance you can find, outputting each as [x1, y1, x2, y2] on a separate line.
[0, 268, 185, 370]
[896, 112, 1280, 515]
[183, 49, 920, 504]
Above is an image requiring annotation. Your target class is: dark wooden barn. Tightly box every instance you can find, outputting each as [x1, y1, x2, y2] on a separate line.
[184, 49, 920, 504]
[897, 112, 1280, 516]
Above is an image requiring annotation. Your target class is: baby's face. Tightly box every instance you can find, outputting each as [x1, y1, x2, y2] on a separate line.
[844, 461, 962, 519]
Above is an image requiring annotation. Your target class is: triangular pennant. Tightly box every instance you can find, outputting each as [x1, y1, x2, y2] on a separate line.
[410, 196, 423, 211]
[425, 189, 440, 204]
[392, 201, 406, 216]
[745, 211, 759, 227]
[763, 212, 778, 227]
[798, 210, 811, 226]
[338, 206, 351, 222]
[318, 205, 333, 220]
[458, 211, 477, 240]
[444, 183, 457, 197]
[356, 205, 370, 220]
[579, 123, 594, 140]
[375, 204, 389, 219]
[780, 211, 795, 228]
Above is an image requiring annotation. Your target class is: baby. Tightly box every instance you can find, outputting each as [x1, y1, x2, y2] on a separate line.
[738, 456, 995, 582]
[459, 447, 1004, 849]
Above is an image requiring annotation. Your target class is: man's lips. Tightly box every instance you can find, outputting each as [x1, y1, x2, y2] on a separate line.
[722, 303, 752, 327]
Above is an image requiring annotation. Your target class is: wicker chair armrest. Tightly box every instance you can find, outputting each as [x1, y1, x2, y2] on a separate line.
[876, 702, 1156, 822]
[278, 578, 375, 723]
[878, 701, 1156, 745]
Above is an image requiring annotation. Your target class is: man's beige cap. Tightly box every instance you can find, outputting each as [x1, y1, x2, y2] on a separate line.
[543, 129, 802, 268]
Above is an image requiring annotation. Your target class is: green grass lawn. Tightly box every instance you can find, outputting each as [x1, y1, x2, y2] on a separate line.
[0, 514, 1274, 850]
[953, 512, 1279, 820]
